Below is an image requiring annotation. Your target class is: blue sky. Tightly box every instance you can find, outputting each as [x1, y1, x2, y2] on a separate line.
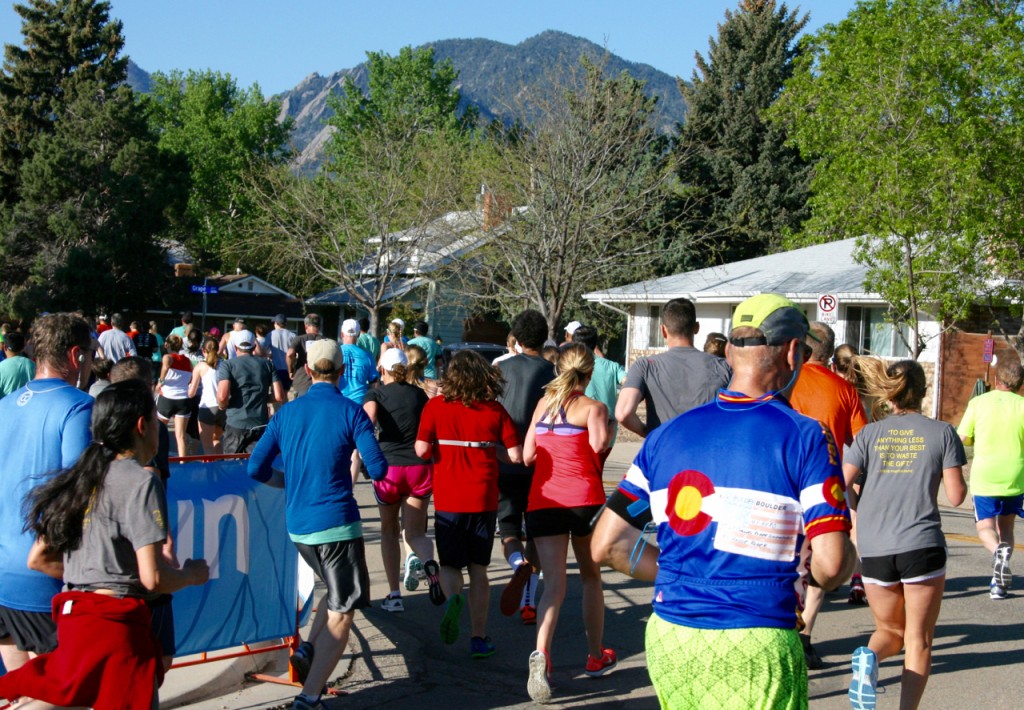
[1, 1, 858, 95]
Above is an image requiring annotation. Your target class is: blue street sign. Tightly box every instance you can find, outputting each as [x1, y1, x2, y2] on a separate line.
[191, 285, 219, 294]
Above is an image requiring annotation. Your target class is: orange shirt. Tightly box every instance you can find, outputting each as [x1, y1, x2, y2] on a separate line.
[790, 361, 867, 456]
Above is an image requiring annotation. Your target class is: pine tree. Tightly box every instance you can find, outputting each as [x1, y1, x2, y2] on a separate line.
[0, 0, 126, 203]
[673, 0, 811, 266]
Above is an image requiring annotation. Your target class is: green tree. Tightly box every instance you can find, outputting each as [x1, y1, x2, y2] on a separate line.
[144, 69, 292, 267]
[462, 59, 673, 339]
[672, 0, 811, 267]
[235, 46, 476, 334]
[0, 0, 126, 203]
[772, 0, 1024, 358]
[1, 81, 182, 318]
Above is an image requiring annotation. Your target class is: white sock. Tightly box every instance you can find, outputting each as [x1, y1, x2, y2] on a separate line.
[509, 551, 525, 570]
[521, 573, 540, 607]
[390, 589, 400, 598]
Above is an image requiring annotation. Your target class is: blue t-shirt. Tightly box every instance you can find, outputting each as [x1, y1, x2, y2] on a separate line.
[338, 343, 378, 404]
[407, 336, 442, 380]
[248, 383, 387, 536]
[618, 391, 849, 631]
[0, 379, 93, 612]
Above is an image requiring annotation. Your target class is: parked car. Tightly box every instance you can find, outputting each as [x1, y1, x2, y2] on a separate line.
[439, 342, 507, 376]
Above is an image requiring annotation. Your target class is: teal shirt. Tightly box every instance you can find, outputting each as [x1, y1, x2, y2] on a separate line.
[0, 355, 36, 398]
[356, 332, 381, 362]
[408, 335, 442, 379]
[585, 355, 626, 417]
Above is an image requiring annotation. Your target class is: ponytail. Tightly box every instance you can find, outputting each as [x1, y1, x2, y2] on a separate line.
[543, 343, 594, 419]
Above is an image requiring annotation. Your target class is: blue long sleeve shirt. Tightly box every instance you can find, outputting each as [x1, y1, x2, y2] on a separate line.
[248, 382, 387, 536]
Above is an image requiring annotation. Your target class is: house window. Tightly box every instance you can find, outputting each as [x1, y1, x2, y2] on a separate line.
[648, 305, 665, 348]
[846, 306, 911, 358]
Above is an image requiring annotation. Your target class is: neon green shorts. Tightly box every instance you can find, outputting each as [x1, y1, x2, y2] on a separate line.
[645, 613, 808, 710]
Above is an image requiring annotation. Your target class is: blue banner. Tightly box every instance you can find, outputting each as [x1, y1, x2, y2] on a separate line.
[167, 458, 298, 656]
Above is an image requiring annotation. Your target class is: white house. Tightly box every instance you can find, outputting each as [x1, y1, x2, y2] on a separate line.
[583, 238, 946, 414]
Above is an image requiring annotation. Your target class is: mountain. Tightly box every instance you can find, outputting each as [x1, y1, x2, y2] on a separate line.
[130, 31, 688, 174]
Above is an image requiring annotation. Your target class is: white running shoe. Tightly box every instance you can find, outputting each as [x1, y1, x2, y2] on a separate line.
[993, 543, 1012, 588]
[381, 593, 404, 612]
[527, 650, 552, 704]
[404, 553, 423, 592]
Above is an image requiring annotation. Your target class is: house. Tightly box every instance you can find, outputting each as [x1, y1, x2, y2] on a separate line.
[147, 273, 306, 336]
[583, 238, 1014, 423]
[307, 194, 521, 344]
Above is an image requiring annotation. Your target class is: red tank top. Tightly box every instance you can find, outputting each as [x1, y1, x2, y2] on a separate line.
[527, 395, 605, 511]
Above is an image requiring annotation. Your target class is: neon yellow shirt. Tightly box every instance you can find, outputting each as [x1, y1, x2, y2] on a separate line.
[957, 389, 1024, 496]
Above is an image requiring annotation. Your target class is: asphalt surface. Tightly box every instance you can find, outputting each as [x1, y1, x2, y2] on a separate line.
[160, 441, 1024, 710]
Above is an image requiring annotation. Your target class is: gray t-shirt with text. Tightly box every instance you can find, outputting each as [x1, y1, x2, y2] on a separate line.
[845, 412, 966, 557]
[63, 458, 167, 600]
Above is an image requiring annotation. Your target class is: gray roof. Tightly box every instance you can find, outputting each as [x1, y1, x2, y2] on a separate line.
[583, 238, 880, 304]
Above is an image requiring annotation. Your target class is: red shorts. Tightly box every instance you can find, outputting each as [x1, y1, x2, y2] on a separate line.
[373, 463, 433, 505]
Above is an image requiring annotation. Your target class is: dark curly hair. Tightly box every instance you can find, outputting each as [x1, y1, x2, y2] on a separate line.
[441, 350, 503, 406]
[511, 309, 549, 350]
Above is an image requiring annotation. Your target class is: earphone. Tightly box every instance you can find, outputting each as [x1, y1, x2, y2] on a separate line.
[77, 353, 85, 363]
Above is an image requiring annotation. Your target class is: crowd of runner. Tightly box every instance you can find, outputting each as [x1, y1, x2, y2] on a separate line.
[0, 295, 1020, 710]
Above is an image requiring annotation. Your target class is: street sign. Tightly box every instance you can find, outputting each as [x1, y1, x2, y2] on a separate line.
[191, 285, 219, 294]
[816, 293, 838, 324]
[983, 337, 994, 363]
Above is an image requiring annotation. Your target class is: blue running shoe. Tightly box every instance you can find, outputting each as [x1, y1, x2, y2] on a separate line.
[849, 646, 878, 710]
[470, 635, 496, 659]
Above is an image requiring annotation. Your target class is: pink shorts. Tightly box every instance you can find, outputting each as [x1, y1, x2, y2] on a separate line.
[373, 464, 433, 505]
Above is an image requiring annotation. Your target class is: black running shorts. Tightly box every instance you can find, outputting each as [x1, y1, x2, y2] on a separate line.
[526, 505, 603, 539]
[294, 538, 371, 613]
[0, 604, 57, 654]
[861, 546, 947, 587]
[497, 474, 532, 540]
[435, 510, 497, 569]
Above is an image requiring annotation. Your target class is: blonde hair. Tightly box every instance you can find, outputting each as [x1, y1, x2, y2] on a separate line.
[202, 338, 219, 367]
[387, 321, 405, 349]
[542, 344, 593, 419]
[405, 344, 428, 385]
[856, 357, 926, 420]
[165, 334, 183, 353]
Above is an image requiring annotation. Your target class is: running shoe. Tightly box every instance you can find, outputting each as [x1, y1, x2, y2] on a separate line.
[801, 634, 824, 670]
[993, 542, 1012, 588]
[527, 649, 552, 704]
[423, 559, 446, 606]
[990, 579, 1008, 600]
[289, 640, 315, 685]
[381, 593, 404, 613]
[848, 574, 867, 605]
[440, 593, 464, 644]
[404, 552, 423, 592]
[501, 562, 533, 616]
[848, 646, 878, 710]
[291, 694, 326, 710]
[520, 604, 537, 625]
[470, 635, 496, 659]
[584, 647, 618, 677]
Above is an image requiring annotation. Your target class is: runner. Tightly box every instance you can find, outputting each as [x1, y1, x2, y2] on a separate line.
[956, 354, 1024, 600]
[788, 321, 868, 667]
[407, 320, 442, 382]
[0, 331, 35, 398]
[216, 330, 283, 454]
[0, 313, 94, 673]
[602, 294, 853, 709]
[496, 310, 555, 625]
[157, 334, 194, 458]
[843, 358, 967, 710]
[521, 344, 615, 703]
[356, 317, 381, 363]
[97, 313, 137, 363]
[248, 339, 387, 710]
[287, 313, 325, 399]
[363, 348, 436, 612]
[0, 380, 209, 710]
[188, 339, 225, 455]
[571, 325, 626, 445]
[415, 350, 522, 658]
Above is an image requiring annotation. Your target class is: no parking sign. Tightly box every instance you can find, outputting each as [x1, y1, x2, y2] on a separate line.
[817, 293, 838, 324]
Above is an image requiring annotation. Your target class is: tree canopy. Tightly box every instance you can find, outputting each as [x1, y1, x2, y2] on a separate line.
[0, 0, 126, 204]
[773, 0, 1024, 357]
[463, 59, 673, 338]
[144, 69, 292, 268]
[671, 0, 811, 267]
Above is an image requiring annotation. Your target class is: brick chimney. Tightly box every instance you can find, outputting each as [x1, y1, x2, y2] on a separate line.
[483, 190, 512, 231]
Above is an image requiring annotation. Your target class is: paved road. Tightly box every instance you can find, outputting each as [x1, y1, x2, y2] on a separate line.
[162, 442, 1023, 710]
